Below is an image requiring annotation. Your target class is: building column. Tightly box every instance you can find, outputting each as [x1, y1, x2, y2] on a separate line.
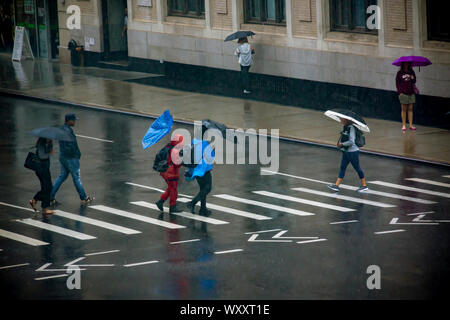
[286, 0, 293, 45]
[205, 0, 212, 30]
[377, 0, 385, 56]
[231, 0, 239, 32]
[412, 0, 421, 54]
[316, 0, 325, 50]
[157, 0, 164, 26]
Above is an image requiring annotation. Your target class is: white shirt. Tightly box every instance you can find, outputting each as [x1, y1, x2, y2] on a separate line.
[235, 43, 252, 67]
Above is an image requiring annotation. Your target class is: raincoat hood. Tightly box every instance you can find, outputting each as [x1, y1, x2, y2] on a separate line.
[170, 134, 184, 147]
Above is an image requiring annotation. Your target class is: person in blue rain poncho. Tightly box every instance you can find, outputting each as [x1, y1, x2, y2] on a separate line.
[183, 138, 215, 216]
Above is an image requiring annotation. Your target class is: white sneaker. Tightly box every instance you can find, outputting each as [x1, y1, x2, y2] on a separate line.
[243, 90, 251, 94]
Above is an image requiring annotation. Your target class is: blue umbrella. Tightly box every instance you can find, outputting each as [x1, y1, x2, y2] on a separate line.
[185, 139, 215, 181]
[142, 110, 173, 149]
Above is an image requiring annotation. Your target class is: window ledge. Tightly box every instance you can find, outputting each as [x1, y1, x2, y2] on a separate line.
[240, 23, 287, 36]
[164, 15, 206, 27]
[324, 31, 378, 46]
[422, 40, 450, 52]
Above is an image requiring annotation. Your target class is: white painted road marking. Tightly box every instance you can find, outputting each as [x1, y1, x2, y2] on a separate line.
[214, 249, 244, 255]
[90, 205, 185, 229]
[369, 181, 450, 198]
[125, 182, 193, 198]
[389, 218, 439, 226]
[443, 175, 450, 178]
[0, 263, 30, 270]
[259, 169, 436, 204]
[54, 210, 141, 235]
[36, 263, 87, 272]
[272, 230, 319, 240]
[170, 239, 201, 245]
[35, 274, 69, 281]
[245, 229, 282, 235]
[85, 250, 120, 256]
[177, 198, 271, 220]
[130, 201, 229, 225]
[75, 134, 114, 143]
[291, 187, 396, 208]
[253, 190, 355, 212]
[374, 229, 406, 235]
[16, 219, 96, 240]
[329, 220, 359, 225]
[405, 178, 450, 188]
[297, 239, 327, 244]
[0, 228, 49, 246]
[0, 201, 35, 212]
[214, 194, 315, 216]
[64, 257, 85, 266]
[248, 234, 292, 242]
[124, 260, 159, 267]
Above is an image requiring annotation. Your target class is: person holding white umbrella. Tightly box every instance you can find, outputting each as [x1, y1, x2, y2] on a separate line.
[324, 109, 369, 193]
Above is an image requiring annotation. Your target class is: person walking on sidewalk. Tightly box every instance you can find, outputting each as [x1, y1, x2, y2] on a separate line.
[184, 139, 215, 216]
[50, 113, 93, 205]
[328, 118, 368, 193]
[29, 138, 54, 215]
[155, 134, 184, 213]
[396, 61, 417, 132]
[235, 37, 255, 94]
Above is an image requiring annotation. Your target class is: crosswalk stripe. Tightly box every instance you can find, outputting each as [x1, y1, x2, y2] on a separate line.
[16, 219, 96, 240]
[89, 205, 185, 229]
[125, 182, 193, 198]
[130, 201, 229, 225]
[369, 181, 450, 198]
[213, 194, 315, 216]
[405, 178, 450, 188]
[0, 228, 49, 246]
[124, 260, 159, 267]
[177, 198, 272, 220]
[0, 263, 30, 270]
[330, 220, 359, 225]
[338, 185, 436, 204]
[442, 175, 450, 178]
[253, 190, 355, 212]
[259, 169, 435, 204]
[291, 187, 396, 208]
[0, 201, 35, 212]
[54, 210, 141, 235]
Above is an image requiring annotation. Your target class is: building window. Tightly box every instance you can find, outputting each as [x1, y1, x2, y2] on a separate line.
[426, 1, 450, 42]
[330, 0, 377, 34]
[168, 0, 205, 18]
[244, 0, 286, 25]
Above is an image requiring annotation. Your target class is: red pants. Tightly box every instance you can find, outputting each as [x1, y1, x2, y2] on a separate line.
[161, 178, 178, 207]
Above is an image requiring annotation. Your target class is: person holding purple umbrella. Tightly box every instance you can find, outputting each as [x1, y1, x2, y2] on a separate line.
[396, 61, 417, 132]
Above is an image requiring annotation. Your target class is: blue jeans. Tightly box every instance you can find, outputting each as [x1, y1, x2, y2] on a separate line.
[51, 158, 86, 200]
[338, 151, 365, 179]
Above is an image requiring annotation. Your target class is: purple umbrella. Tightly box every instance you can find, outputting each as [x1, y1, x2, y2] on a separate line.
[392, 56, 432, 67]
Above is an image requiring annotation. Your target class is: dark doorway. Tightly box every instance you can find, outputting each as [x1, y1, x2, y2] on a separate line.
[101, 0, 128, 61]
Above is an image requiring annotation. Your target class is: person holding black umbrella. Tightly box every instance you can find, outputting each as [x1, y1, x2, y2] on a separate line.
[29, 138, 54, 215]
[50, 113, 94, 205]
[235, 37, 255, 94]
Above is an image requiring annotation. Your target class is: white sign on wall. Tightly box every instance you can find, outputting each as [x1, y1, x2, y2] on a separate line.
[138, 0, 152, 7]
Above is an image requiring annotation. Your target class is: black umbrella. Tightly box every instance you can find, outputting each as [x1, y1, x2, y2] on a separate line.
[324, 109, 370, 132]
[224, 31, 255, 42]
[30, 127, 75, 141]
[201, 119, 237, 143]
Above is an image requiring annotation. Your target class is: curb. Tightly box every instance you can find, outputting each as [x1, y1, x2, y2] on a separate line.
[1, 88, 449, 168]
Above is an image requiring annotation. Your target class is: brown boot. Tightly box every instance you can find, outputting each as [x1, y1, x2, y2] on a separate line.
[42, 208, 54, 215]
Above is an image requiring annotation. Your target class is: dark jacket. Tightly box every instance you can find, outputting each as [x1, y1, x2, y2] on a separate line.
[59, 124, 81, 159]
[396, 69, 416, 95]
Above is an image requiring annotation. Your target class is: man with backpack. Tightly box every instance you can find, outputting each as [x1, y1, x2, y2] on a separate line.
[154, 134, 184, 213]
[327, 118, 369, 193]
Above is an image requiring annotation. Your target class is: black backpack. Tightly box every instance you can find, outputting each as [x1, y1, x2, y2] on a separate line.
[153, 145, 173, 172]
[354, 127, 366, 148]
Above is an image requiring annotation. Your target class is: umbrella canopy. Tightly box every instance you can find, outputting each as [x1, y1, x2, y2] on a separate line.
[224, 30, 255, 42]
[142, 110, 173, 149]
[324, 109, 370, 133]
[392, 56, 432, 67]
[185, 139, 215, 181]
[201, 119, 237, 143]
[30, 127, 74, 141]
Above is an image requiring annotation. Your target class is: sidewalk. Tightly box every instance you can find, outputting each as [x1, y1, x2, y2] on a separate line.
[1, 54, 449, 165]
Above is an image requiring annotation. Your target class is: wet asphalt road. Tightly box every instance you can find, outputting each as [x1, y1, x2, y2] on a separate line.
[0, 95, 449, 300]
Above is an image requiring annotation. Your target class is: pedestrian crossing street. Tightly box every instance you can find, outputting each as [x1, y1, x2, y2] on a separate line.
[0, 173, 449, 248]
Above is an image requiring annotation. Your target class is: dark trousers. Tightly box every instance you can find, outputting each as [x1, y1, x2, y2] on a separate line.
[338, 151, 365, 179]
[240, 65, 250, 90]
[34, 160, 52, 209]
[192, 171, 212, 210]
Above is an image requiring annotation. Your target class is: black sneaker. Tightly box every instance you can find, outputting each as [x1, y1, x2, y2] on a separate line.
[185, 201, 195, 213]
[169, 205, 183, 213]
[155, 199, 164, 212]
[199, 208, 211, 216]
[327, 184, 340, 192]
[357, 185, 369, 193]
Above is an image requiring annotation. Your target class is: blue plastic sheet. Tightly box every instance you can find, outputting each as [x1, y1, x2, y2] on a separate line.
[142, 110, 173, 149]
[186, 139, 215, 181]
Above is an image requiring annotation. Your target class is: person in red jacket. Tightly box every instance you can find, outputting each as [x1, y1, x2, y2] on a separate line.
[155, 134, 184, 213]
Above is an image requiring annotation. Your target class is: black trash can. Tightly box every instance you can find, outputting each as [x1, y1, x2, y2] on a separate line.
[68, 39, 84, 66]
